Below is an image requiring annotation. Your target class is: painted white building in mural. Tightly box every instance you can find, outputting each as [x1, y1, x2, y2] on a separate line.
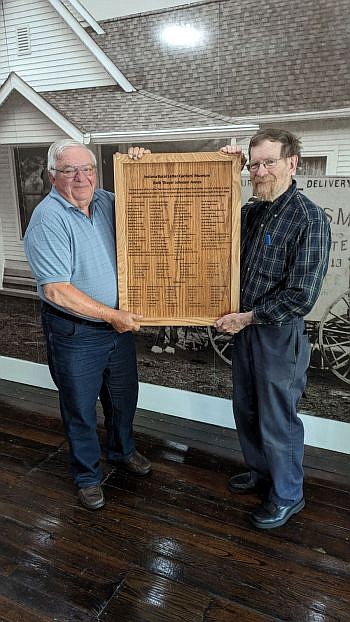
[0, 0, 349, 293]
[0, 0, 349, 446]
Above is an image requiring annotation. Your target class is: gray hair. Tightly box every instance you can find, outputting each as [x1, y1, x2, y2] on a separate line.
[47, 139, 97, 177]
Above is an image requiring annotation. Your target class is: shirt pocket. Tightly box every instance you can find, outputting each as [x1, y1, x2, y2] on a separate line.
[259, 245, 287, 285]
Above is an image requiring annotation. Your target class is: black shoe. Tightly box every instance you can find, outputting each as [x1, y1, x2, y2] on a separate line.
[250, 498, 305, 529]
[122, 450, 152, 476]
[228, 472, 259, 493]
[228, 472, 272, 496]
[228, 473, 256, 492]
[78, 485, 105, 510]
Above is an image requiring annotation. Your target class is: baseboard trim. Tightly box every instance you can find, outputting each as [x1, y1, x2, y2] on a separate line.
[0, 355, 348, 454]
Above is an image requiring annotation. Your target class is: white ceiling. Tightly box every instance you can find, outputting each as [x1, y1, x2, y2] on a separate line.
[79, 0, 202, 21]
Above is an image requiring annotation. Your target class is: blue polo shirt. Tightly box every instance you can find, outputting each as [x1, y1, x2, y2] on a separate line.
[24, 186, 118, 313]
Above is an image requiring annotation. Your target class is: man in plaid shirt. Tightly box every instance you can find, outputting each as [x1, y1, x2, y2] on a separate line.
[216, 129, 331, 529]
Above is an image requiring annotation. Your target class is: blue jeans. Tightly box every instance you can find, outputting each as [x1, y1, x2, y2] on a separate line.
[232, 319, 310, 505]
[42, 306, 138, 488]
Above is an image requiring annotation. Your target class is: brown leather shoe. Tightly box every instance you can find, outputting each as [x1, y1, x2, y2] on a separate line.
[122, 450, 152, 476]
[78, 485, 105, 510]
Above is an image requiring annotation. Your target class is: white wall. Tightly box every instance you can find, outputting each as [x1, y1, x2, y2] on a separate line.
[0, 0, 114, 91]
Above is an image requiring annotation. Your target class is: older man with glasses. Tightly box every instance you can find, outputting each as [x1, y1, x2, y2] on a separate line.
[24, 139, 152, 510]
[217, 129, 331, 529]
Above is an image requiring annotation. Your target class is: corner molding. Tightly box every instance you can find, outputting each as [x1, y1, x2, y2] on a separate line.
[0, 73, 84, 141]
[47, 0, 136, 92]
[62, 0, 105, 34]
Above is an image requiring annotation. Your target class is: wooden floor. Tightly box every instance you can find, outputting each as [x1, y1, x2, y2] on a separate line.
[0, 380, 349, 622]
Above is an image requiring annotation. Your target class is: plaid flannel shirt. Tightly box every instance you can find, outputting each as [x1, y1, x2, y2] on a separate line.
[240, 180, 331, 324]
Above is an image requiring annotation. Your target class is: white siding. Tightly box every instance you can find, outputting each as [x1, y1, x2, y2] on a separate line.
[0, 91, 67, 144]
[294, 125, 350, 176]
[0, 12, 10, 84]
[0, 217, 4, 287]
[0, 0, 114, 90]
[0, 145, 26, 261]
[239, 121, 350, 176]
[337, 146, 350, 176]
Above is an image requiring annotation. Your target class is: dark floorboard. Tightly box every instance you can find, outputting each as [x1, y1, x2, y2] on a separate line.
[0, 380, 349, 622]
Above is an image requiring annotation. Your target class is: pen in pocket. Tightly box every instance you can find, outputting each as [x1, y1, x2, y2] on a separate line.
[264, 233, 272, 245]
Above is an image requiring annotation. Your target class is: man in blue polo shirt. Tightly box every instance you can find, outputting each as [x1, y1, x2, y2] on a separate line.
[25, 139, 151, 510]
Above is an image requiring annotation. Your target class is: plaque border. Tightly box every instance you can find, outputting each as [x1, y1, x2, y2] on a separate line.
[114, 152, 241, 326]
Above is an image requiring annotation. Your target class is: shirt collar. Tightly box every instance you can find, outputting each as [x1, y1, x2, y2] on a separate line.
[49, 186, 96, 213]
[251, 179, 298, 214]
[271, 178, 298, 211]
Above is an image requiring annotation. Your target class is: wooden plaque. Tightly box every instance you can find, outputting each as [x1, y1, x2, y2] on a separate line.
[114, 152, 241, 325]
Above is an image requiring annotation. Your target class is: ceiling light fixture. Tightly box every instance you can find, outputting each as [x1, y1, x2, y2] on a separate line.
[160, 24, 204, 47]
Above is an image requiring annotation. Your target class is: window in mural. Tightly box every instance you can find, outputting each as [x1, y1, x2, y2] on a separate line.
[299, 156, 327, 176]
[14, 146, 51, 237]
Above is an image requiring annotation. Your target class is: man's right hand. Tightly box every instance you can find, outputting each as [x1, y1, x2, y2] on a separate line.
[128, 146, 151, 160]
[220, 145, 247, 170]
[109, 309, 143, 332]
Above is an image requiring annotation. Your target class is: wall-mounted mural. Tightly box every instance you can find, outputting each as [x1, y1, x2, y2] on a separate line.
[0, 0, 349, 425]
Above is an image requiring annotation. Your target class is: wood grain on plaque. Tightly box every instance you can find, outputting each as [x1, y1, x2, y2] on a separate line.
[114, 152, 241, 325]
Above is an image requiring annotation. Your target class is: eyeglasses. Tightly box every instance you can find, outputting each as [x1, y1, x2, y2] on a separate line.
[51, 165, 96, 178]
[246, 158, 284, 172]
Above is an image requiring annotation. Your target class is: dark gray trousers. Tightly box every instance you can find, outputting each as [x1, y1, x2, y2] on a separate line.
[232, 319, 310, 505]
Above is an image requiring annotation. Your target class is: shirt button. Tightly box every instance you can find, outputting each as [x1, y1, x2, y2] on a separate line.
[260, 224, 264, 227]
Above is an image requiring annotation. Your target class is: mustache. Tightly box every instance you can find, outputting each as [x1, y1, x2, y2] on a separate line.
[254, 176, 275, 184]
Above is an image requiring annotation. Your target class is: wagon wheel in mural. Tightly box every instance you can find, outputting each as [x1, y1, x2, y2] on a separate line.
[207, 327, 233, 366]
[319, 289, 350, 385]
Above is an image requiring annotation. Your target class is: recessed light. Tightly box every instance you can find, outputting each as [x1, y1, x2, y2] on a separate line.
[160, 24, 204, 47]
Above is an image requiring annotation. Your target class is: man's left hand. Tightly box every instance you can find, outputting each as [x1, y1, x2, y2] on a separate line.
[214, 311, 253, 334]
[128, 146, 151, 160]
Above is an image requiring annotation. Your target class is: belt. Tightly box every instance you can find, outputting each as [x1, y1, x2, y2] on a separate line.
[41, 301, 111, 328]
